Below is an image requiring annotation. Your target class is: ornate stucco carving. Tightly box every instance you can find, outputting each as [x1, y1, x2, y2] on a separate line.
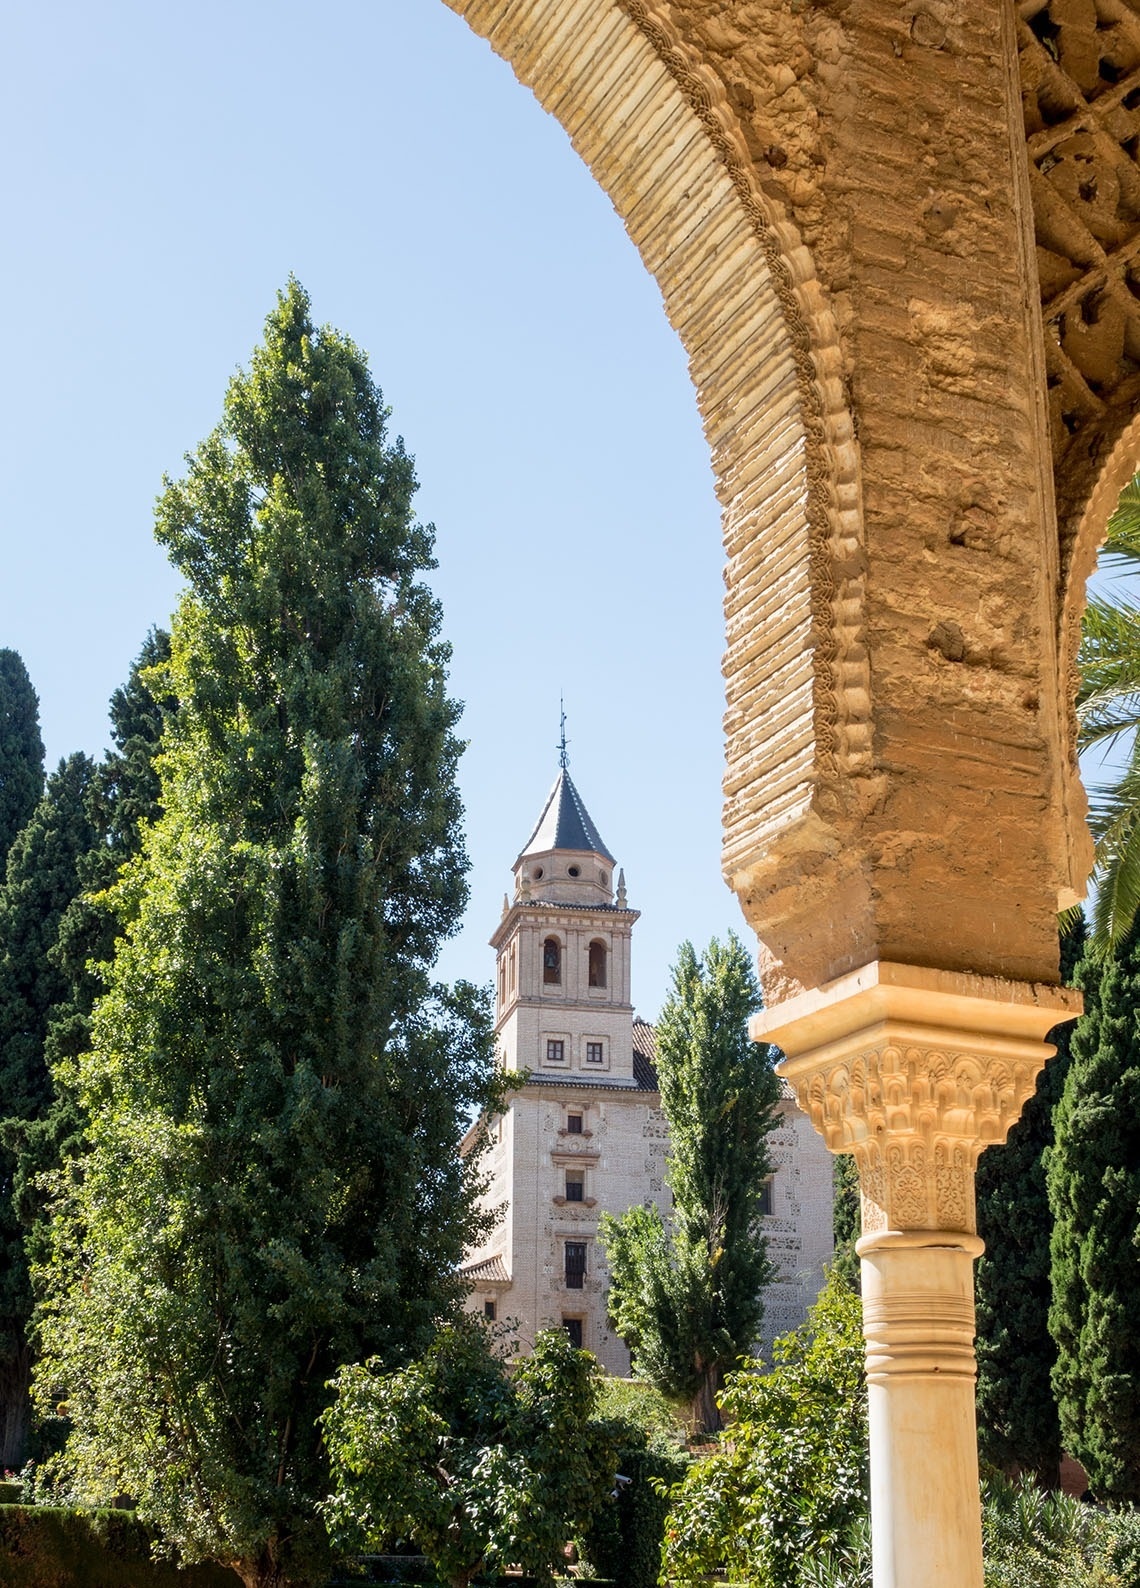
[786, 1039, 1042, 1234]
[754, 960, 1081, 1234]
[613, 0, 869, 799]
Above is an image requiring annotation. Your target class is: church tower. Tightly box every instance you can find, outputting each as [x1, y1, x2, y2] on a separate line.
[494, 766, 637, 1083]
[462, 761, 668, 1371]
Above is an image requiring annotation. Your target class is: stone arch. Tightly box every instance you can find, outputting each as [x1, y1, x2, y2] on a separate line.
[441, 0, 865, 912]
[1057, 411, 1140, 903]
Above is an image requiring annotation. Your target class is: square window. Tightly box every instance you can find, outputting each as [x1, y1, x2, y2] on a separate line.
[484, 1299, 496, 1321]
[563, 1316, 584, 1348]
[546, 1039, 565, 1063]
[566, 1113, 583, 1134]
[565, 1241, 587, 1289]
[566, 1170, 585, 1202]
[586, 1042, 604, 1065]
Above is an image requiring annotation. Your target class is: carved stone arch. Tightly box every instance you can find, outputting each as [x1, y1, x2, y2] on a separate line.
[441, 0, 865, 945]
[1058, 411, 1140, 904]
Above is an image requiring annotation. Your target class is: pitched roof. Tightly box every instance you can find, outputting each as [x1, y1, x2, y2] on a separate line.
[517, 770, 614, 863]
[629, 1015, 796, 1100]
[632, 1017, 660, 1090]
[461, 1254, 510, 1283]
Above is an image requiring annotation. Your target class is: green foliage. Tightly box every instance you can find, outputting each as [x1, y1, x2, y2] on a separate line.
[0, 651, 44, 875]
[0, 754, 97, 1465]
[600, 934, 780, 1431]
[30, 630, 175, 1267]
[1048, 922, 1140, 1502]
[1076, 470, 1140, 950]
[591, 1377, 686, 1454]
[982, 1475, 1140, 1588]
[975, 918, 1086, 1481]
[323, 1322, 619, 1588]
[831, 1155, 861, 1294]
[662, 1269, 867, 1588]
[0, 636, 172, 1474]
[0, 1506, 242, 1588]
[579, 1444, 688, 1588]
[33, 282, 499, 1588]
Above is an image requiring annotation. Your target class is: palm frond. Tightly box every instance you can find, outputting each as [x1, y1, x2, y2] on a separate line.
[1085, 758, 1140, 949]
[1102, 472, 1140, 563]
[1077, 472, 1140, 951]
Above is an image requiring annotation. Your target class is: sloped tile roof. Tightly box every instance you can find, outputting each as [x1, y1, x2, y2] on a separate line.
[461, 1254, 510, 1283]
[630, 1015, 796, 1100]
[517, 770, 614, 863]
[632, 1017, 660, 1090]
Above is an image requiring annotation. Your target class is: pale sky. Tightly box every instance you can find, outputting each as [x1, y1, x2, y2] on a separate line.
[1, 1, 744, 1017]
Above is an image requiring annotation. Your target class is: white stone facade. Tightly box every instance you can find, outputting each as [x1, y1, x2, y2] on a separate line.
[461, 768, 834, 1372]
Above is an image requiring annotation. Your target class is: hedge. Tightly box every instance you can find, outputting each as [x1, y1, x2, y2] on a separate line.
[0, 1506, 243, 1587]
[580, 1447, 688, 1588]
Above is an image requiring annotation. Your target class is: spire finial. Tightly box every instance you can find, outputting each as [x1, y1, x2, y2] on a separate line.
[558, 698, 570, 771]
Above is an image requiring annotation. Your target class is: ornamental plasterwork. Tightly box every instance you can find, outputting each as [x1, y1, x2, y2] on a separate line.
[784, 1041, 1043, 1234]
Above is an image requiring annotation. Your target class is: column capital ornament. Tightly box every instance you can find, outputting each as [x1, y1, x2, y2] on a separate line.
[752, 961, 1080, 1235]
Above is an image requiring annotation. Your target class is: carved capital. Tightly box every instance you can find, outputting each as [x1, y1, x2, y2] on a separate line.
[752, 961, 1079, 1234]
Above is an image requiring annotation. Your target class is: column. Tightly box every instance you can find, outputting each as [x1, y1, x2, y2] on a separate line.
[753, 961, 1079, 1588]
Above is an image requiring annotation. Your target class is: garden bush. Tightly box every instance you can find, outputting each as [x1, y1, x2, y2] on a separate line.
[579, 1446, 688, 1588]
[982, 1475, 1140, 1587]
[662, 1270, 867, 1588]
[0, 1505, 242, 1587]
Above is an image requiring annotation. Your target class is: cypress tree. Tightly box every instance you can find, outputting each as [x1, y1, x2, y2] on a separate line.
[13, 633, 176, 1321]
[0, 753, 96, 1466]
[831, 1154, 861, 1293]
[600, 934, 780, 1433]
[34, 282, 498, 1587]
[974, 919, 1084, 1482]
[0, 651, 44, 875]
[41, 630, 173, 1102]
[1048, 922, 1140, 1500]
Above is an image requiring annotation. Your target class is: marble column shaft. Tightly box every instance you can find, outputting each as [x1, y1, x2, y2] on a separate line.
[753, 961, 1080, 1588]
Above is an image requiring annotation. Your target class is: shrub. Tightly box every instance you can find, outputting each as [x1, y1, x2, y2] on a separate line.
[982, 1475, 1140, 1587]
[662, 1270, 867, 1588]
[579, 1446, 688, 1588]
[591, 1379, 686, 1453]
[0, 1505, 242, 1587]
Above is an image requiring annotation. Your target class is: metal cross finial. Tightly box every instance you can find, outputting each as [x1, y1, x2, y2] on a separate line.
[558, 699, 570, 770]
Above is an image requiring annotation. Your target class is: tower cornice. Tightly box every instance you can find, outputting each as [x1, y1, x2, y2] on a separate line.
[490, 899, 640, 951]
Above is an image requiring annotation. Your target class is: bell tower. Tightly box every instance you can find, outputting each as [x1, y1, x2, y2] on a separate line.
[492, 765, 638, 1081]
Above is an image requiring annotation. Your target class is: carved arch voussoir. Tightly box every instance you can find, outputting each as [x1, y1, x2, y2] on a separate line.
[442, 0, 866, 882]
[1058, 411, 1140, 907]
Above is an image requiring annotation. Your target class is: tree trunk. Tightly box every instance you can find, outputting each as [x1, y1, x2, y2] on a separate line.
[235, 1545, 293, 1588]
[691, 1366, 722, 1436]
[0, 1346, 31, 1469]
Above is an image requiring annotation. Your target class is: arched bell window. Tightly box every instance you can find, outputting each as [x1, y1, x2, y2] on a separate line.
[543, 936, 562, 985]
[588, 939, 607, 989]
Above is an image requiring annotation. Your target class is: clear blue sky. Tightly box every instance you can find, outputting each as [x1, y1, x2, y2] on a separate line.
[1, 0, 746, 1017]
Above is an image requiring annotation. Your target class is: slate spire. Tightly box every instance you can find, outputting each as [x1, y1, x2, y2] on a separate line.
[517, 769, 614, 864]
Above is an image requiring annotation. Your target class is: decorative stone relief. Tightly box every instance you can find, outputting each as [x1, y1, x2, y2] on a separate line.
[784, 1038, 1041, 1233]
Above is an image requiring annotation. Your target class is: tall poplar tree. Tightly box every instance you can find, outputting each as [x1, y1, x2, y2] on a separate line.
[35, 282, 498, 1588]
[0, 753, 96, 1465]
[0, 651, 44, 874]
[974, 918, 1084, 1482]
[600, 934, 780, 1433]
[1047, 923, 1140, 1501]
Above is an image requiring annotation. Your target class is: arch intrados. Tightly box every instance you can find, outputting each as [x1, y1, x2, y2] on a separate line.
[1058, 413, 1140, 903]
[442, 0, 866, 885]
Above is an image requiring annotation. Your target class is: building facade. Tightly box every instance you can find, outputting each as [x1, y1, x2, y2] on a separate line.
[461, 765, 833, 1374]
